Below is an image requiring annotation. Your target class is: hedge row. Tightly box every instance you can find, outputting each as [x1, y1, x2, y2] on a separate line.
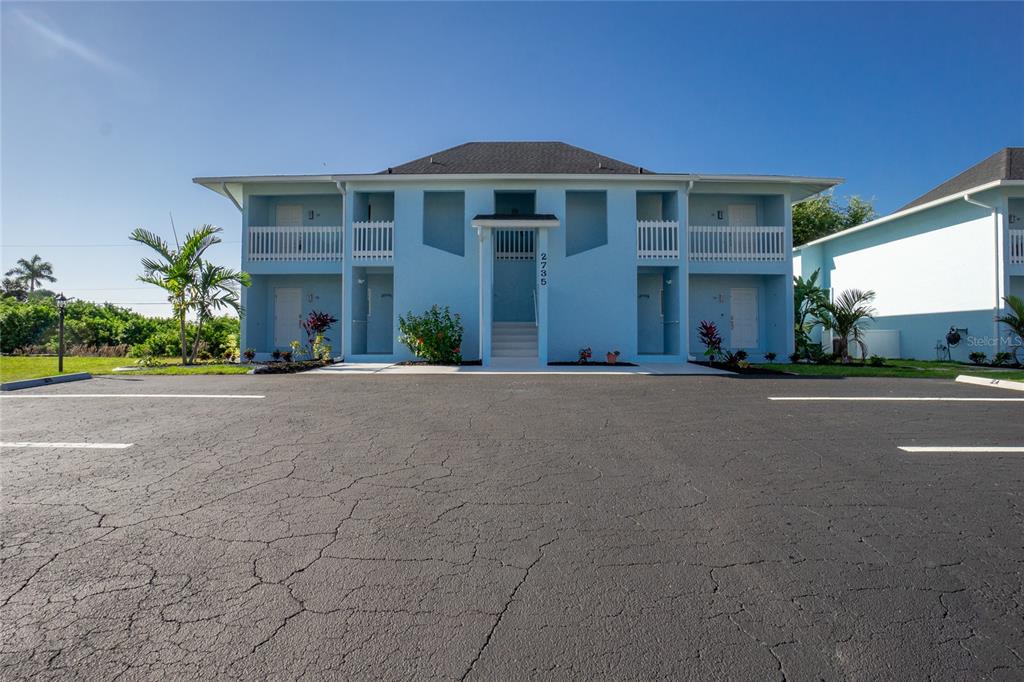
[0, 297, 239, 357]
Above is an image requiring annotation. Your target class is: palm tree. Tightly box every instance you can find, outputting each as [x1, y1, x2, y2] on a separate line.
[996, 295, 1024, 365]
[129, 224, 222, 364]
[5, 255, 56, 292]
[188, 261, 251, 363]
[816, 288, 877, 362]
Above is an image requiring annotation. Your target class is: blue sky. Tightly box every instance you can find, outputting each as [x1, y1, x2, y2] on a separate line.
[2, 1, 1022, 315]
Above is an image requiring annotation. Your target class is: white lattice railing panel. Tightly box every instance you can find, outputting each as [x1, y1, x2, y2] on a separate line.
[1009, 229, 1024, 265]
[637, 220, 680, 259]
[495, 229, 535, 260]
[689, 225, 786, 262]
[247, 226, 342, 261]
[353, 221, 394, 260]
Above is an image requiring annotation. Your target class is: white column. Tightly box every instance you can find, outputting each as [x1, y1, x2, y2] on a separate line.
[477, 227, 494, 365]
[783, 192, 795, 355]
[680, 184, 691, 360]
[537, 228, 550, 366]
[342, 189, 355, 359]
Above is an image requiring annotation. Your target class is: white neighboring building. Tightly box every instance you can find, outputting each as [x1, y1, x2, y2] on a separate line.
[795, 148, 1024, 361]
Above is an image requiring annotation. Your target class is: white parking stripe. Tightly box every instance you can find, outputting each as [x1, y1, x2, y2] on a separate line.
[769, 397, 1024, 402]
[899, 446, 1024, 453]
[1, 394, 265, 399]
[1, 442, 133, 449]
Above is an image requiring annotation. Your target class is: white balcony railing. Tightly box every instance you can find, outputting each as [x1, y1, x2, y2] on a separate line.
[247, 225, 342, 262]
[1009, 229, 1024, 265]
[353, 220, 394, 260]
[637, 220, 680, 259]
[689, 225, 786, 262]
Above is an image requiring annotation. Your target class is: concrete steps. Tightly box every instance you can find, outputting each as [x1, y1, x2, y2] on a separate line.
[492, 322, 538, 358]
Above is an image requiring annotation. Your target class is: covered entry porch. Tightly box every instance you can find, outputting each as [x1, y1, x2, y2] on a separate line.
[472, 213, 559, 366]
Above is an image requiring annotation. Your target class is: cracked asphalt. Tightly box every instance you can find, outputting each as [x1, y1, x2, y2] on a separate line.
[1, 373, 1022, 679]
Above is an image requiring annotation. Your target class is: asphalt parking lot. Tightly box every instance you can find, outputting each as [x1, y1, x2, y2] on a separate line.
[1, 373, 1022, 680]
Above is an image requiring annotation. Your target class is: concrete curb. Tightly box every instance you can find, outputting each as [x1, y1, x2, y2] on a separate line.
[955, 374, 1024, 392]
[1, 373, 92, 392]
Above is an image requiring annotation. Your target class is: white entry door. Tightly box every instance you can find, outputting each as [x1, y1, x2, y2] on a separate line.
[728, 204, 757, 227]
[730, 288, 758, 348]
[276, 204, 302, 226]
[274, 288, 302, 348]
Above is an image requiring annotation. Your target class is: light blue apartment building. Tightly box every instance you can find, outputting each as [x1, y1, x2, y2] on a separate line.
[796, 148, 1023, 361]
[196, 142, 839, 365]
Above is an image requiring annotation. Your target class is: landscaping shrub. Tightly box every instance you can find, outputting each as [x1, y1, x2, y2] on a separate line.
[301, 311, 338, 359]
[697, 320, 722, 363]
[398, 305, 463, 364]
[993, 351, 1012, 366]
[764, 352, 777, 363]
[868, 354, 886, 367]
[969, 351, 987, 365]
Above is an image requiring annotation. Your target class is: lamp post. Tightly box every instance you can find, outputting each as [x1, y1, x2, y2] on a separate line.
[55, 293, 68, 373]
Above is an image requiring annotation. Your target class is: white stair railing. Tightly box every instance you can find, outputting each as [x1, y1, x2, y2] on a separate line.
[688, 225, 786, 262]
[247, 225, 342, 261]
[353, 221, 395, 260]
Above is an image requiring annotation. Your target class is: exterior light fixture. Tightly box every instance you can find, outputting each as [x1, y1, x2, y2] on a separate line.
[55, 292, 68, 373]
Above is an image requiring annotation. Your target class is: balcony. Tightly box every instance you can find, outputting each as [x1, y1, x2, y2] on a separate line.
[1010, 229, 1024, 265]
[353, 220, 394, 260]
[637, 220, 680, 259]
[247, 225, 342, 262]
[688, 225, 786, 262]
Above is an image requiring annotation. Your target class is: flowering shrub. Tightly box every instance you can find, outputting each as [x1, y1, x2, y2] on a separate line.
[578, 347, 592, 364]
[398, 305, 463, 364]
[698, 320, 723, 363]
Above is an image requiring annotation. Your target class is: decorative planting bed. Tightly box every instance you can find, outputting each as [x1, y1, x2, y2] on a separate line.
[548, 361, 638, 367]
[251, 360, 330, 375]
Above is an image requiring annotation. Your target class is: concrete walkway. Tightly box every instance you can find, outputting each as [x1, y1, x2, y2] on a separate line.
[305, 360, 733, 376]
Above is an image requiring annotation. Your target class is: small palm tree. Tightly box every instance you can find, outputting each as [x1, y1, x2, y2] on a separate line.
[5, 255, 56, 292]
[130, 225, 222, 364]
[996, 295, 1024, 365]
[188, 261, 251, 363]
[816, 289, 877, 362]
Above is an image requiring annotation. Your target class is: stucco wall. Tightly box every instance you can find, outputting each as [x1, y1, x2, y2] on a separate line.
[688, 274, 787, 359]
[244, 274, 343, 356]
[240, 178, 803, 364]
[797, 191, 1009, 359]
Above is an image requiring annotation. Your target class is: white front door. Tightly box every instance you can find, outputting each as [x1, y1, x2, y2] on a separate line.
[274, 288, 302, 348]
[728, 204, 757, 227]
[276, 204, 302, 226]
[730, 288, 758, 348]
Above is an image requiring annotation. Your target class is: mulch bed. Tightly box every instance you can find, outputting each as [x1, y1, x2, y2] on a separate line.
[548, 361, 638, 367]
[251, 360, 330, 374]
[395, 359, 483, 366]
[692, 361, 788, 376]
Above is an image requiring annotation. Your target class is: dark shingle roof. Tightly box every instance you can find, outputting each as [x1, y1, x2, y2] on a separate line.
[898, 147, 1024, 211]
[379, 141, 648, 175]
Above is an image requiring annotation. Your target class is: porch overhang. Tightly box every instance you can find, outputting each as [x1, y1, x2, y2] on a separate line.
[471, 214, 560, 230]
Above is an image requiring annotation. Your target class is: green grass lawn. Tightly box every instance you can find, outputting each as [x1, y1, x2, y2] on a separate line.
[0, 356, 251, 383]
[754, 359, 1024, 381]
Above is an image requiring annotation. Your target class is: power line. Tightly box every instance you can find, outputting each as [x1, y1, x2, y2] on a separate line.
[2, 241, 241, 247]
